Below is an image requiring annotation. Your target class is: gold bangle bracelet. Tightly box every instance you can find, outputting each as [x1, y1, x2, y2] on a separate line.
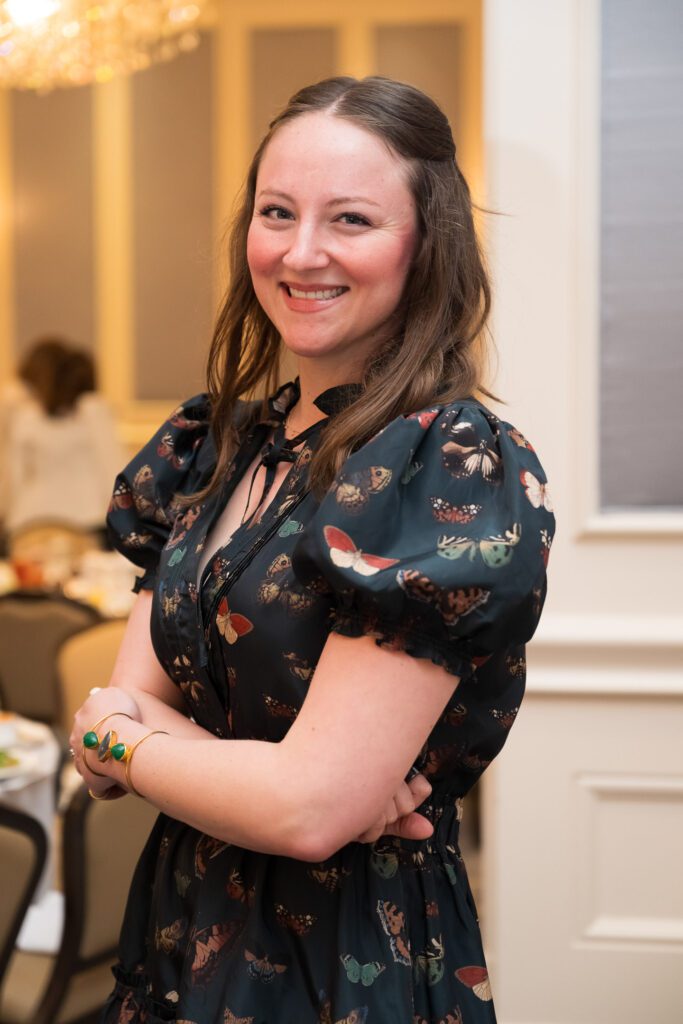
[123, 730, 169, 797]
[82, 712, 135, 778]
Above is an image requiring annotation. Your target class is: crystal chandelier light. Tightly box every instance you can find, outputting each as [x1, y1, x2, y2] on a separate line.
[0, 1, 210, 92]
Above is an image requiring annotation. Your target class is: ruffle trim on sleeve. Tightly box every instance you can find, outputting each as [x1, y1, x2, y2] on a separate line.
[330, 608, 476, 683]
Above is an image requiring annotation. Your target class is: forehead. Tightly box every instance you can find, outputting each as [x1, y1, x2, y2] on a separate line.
[256, 111, 412, 201]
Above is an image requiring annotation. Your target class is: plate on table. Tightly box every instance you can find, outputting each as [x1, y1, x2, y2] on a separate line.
[0, 749, 40, 780]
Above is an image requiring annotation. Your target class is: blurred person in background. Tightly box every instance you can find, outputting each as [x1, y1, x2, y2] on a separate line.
[0, 337, 123, 547]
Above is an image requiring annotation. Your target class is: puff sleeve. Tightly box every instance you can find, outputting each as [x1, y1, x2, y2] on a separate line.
[106, 394, 214, 591]
[292, 402, 555, 682]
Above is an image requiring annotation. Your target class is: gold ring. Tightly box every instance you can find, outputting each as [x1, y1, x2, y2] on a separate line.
[88, 788, 110, 801]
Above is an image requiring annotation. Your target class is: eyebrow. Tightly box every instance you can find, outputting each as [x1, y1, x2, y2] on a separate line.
[257, 189, 381, 208]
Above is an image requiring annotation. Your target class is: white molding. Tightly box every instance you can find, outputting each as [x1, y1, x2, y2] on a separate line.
[531, 613, 683, 651]
[577, 774, 683, 947]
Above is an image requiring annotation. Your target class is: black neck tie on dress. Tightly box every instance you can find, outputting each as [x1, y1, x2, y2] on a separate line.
[241, 419, 322, 526]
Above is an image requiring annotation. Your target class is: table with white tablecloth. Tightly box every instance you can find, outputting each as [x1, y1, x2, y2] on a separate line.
[0, 715, 64, 952]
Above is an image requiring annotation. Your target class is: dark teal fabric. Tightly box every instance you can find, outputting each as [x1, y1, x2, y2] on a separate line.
[102, 382, 555, 1024]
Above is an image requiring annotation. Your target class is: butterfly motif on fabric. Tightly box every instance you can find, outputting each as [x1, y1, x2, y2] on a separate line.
[194, 834, 228, 879]
[131, 464, 156, 515]
[157, 431, 185, 469]
[154, 917, 187, 955]
[490, 706, 519, 730]
[167, 505, 201, 550]
[407, 409, 441, 429]
[283, 651, 313, 681]
[122, 530, 152, 550]
[339, 954, 386, 986]
[520, 469, 553, 512]
[109, 480, 133, 511]
[429, 496, 482, 524]
[275, 903, 316, 936]
[257, 554, 314, 616]
[454, 965, 493, 1001]
[168, 545, 186, 567]
[540, 527, 553, 567]
[414, 1009, 463, 1024]
[162, 589, 182, 619]
[441, 420, 503, 483]
[307, 866, 352, 892]
[370, 847, 399, 879]
[376, 900, 411, 966]
[507, 427, 535, 450]
[332, 466, 393, 514]
[444, 702, 468, 727]
[216, 597, 253, 645]
[226, 869, 255, 906]
[459, 751, 491, 772]
[117, 990, 141, 1024]
[425, 900, 439, 918]
[413, 935, 445, 986]
[263, 694, 298, 721]
[505, 654, 526, 678]
[397, 569, 490, 626]
[244, 949, 288, 983]
[437, 523, 522, 568]
[278, 518, 304, 538]
[191, 922, 241, 985]
[179, 675, 205, 708]
[318, 994, 369, 1024]
[223, 1009, 254, 1024]
[174, 869, 192, 898]
[169, 406, 205, 431]
[324, 526, 400, 577]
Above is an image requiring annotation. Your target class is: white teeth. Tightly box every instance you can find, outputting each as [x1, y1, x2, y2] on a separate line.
[288, 286, 346, 300]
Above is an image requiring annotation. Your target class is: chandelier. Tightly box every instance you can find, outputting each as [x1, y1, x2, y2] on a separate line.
[0, 1, 210, 92]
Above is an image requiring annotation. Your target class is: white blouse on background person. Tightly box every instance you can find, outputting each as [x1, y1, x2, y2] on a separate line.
[0, 381, 124, 533]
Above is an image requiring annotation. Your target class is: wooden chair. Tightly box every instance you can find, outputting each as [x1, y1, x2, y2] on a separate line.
[57, 621, 127, 736]
[0, 785, 158, 1024]
[0, 808, 47, 986]
[0, 593, 101, 727]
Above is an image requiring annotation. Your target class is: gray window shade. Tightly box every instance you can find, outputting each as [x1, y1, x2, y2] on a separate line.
[599, 0, 683, 510]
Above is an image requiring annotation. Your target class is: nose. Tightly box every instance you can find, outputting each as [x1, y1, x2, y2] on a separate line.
[281, 222, 330, 272]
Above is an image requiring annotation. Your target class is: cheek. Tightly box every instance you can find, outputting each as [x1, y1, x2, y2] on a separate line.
[246, 224, 279, 280]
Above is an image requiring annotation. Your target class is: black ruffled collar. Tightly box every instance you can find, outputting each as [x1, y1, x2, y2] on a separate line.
[266, 378, 363, 423]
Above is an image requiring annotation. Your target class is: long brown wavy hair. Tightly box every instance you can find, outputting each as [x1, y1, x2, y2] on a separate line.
[202, 75, 493, 499]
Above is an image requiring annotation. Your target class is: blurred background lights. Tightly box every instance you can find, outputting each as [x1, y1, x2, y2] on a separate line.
[0, 0, 210, 92]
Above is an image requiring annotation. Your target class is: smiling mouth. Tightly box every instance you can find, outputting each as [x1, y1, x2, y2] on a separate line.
[282, 284, 349, 300]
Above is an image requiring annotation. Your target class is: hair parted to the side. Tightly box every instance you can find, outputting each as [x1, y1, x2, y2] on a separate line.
[202, 74, 494, 499]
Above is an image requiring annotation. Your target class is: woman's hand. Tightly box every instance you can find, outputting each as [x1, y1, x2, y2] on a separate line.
[355, 772, 433, 844]
[69, 687, 142, 799]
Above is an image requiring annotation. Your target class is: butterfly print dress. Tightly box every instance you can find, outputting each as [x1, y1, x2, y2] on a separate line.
[102, 381, 555, 1024]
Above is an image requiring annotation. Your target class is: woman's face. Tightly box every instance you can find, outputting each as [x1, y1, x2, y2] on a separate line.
[247, 112, 418, 378]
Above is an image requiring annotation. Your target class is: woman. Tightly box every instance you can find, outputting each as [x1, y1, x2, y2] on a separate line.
[71, 76, 555, 1024]
[0, 337, 122, 538]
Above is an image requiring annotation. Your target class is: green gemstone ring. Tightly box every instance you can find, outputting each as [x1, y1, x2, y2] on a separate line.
[83, 731, 98, 749]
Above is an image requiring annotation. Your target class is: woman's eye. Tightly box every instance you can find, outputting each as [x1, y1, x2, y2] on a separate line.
[259, 205, 293, 221]
[338, 212, 371, 227]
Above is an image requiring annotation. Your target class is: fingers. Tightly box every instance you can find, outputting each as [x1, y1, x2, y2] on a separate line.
[382, 811, 434, 841]
[407, 772, 432, 805]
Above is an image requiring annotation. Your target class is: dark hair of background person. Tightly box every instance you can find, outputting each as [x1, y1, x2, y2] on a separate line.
[202, 74, 494, 501]
[19, 337, 96, 417]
